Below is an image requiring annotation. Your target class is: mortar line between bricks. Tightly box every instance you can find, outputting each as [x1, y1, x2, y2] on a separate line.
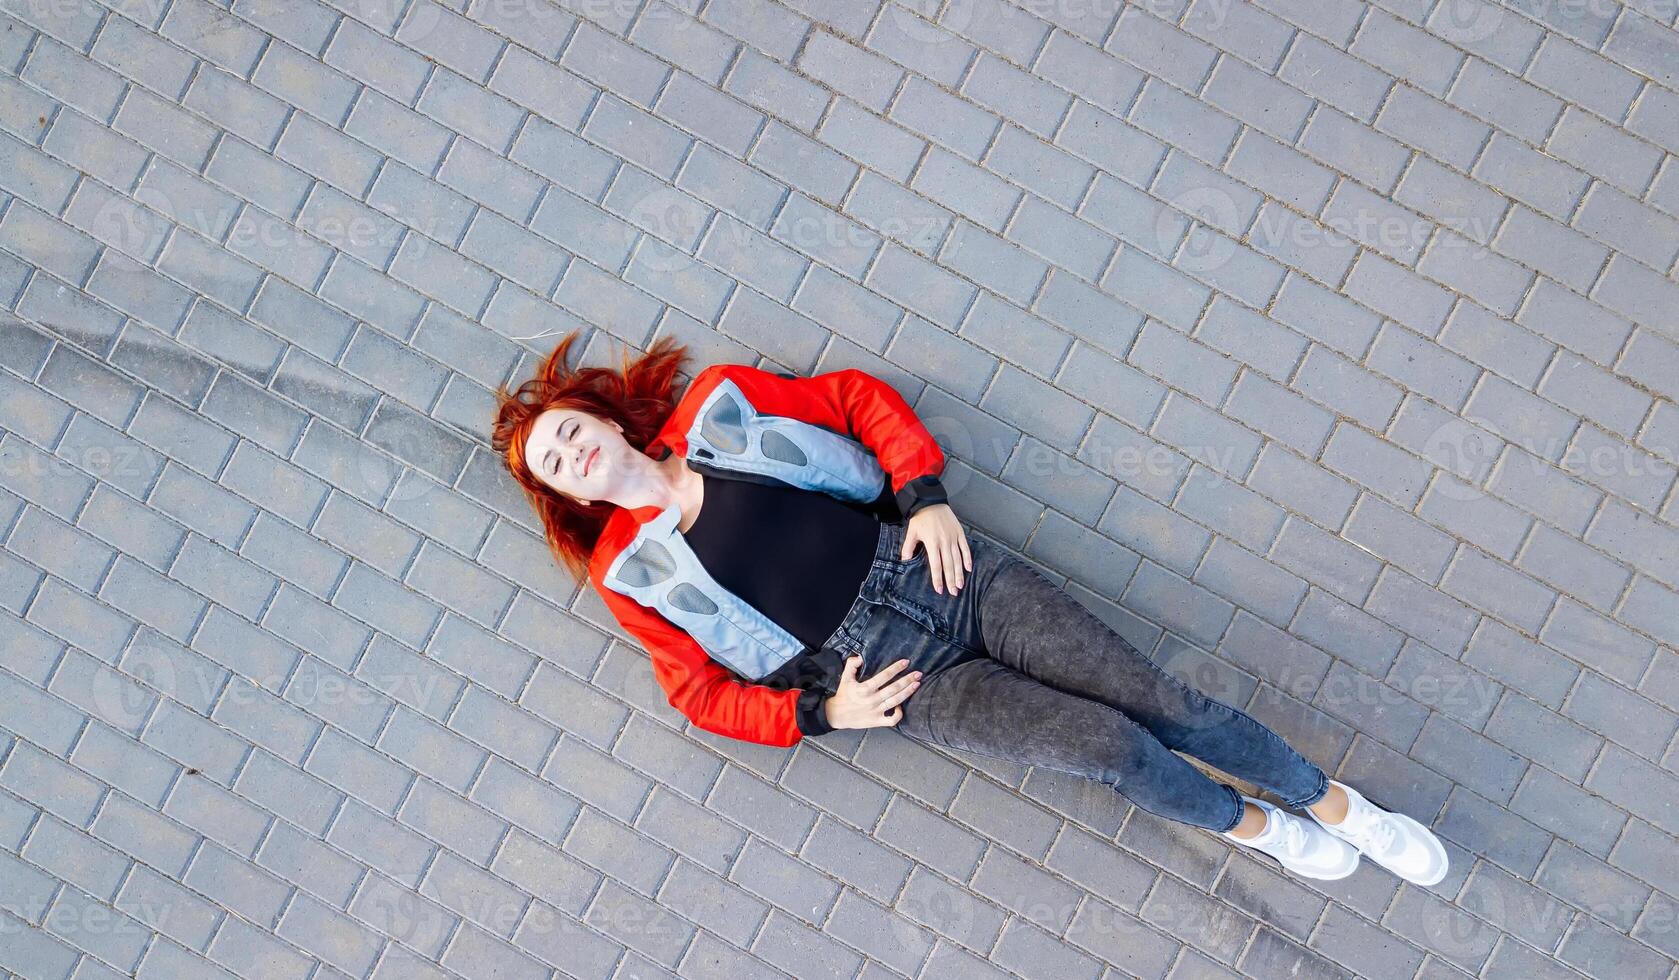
[1599, 2, 1630, 57]
[11, 21, 44, 96]
[9, 9, 1679, 980]
[22, 22, 1652, 456]
[124, 0, 1679, 337]
[0, 657, 584, 933]
[26, 280, 1665, 698]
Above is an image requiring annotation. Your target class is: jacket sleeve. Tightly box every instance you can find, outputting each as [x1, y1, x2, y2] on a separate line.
[707, 364, 948, 505]
[591, 568, 832, 746]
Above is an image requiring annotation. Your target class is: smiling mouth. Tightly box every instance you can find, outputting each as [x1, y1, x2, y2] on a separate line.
[584, 447, 598, 476]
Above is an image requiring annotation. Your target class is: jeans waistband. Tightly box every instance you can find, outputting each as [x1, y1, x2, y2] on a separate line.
[818, 519, 906, 658]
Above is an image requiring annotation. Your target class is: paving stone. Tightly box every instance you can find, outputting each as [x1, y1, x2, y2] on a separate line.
[1, 7, 1673, 979]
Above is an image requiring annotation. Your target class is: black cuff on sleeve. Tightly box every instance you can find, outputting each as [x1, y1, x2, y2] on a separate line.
[895, 474, 949, 520]
[866, 482, 899, 522]
[795, 686, 834, 737]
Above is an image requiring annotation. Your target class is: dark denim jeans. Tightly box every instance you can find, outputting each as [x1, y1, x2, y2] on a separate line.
[820, 520, 1329, 833]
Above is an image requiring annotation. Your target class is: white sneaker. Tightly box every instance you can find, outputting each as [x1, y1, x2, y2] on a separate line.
[1223, 796, 1359, 880]
[1309, 780, 1449, 887]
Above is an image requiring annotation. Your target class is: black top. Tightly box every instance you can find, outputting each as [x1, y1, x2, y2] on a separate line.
[681, 472, 880, 652]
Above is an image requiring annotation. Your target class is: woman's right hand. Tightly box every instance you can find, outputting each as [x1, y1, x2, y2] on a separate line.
[823, 656, 922, 729]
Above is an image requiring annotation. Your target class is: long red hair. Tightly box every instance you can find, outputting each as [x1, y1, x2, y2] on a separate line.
[491, 328, 692, 584]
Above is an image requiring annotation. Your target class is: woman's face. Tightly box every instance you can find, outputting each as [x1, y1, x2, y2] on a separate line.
[524, 406, 628, 504]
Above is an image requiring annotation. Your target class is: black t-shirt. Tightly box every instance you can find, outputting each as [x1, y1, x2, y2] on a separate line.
[681, 472, 879, 652]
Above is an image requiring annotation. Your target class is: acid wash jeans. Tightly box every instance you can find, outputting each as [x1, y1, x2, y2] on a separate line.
[818, 519, 1330, 833]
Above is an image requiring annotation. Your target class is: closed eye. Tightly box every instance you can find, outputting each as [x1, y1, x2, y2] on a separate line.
[547, 418, 565, 476]
[552, 421, 579, 476]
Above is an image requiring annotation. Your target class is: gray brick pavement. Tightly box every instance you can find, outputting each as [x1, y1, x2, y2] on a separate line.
[1, 0, 1678, 978]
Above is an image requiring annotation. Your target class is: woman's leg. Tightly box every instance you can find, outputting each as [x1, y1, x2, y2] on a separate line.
[973, 556, 1329, 810]
[895, 656, 1247, 833]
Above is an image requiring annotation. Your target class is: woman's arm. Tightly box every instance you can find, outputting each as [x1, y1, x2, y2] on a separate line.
[702, 364, 948, 514]
[592, 572, 824, 746]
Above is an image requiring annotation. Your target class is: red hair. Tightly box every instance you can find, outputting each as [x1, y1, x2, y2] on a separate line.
[491, 328, 692, 584]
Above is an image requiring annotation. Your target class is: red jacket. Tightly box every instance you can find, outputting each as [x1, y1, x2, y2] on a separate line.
[589, 363, 947, 746]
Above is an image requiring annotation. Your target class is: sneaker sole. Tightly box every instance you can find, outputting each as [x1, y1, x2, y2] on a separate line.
[1284, 856, 1360, 881]
[1229, 836, 1361, 881]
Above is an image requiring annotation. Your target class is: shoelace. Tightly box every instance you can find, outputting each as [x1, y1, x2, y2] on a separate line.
[1335, 810, 1397, 856]
[1277, 814, 1309, 857]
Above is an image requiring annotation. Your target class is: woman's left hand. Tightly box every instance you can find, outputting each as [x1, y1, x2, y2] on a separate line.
[901, 503, 972, 595]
